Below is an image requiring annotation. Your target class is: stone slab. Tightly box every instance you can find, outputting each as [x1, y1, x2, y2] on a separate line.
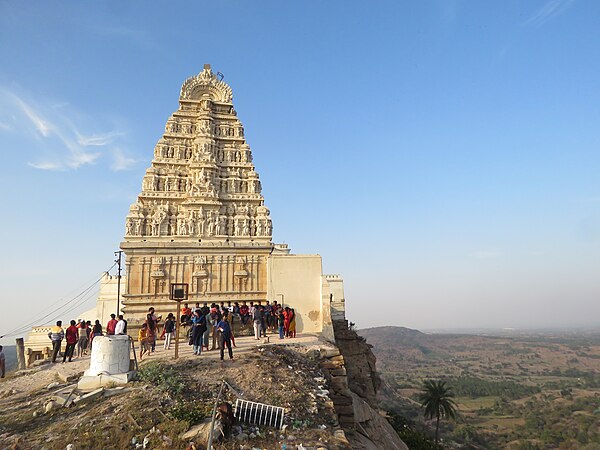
[77, 371, 136, 391]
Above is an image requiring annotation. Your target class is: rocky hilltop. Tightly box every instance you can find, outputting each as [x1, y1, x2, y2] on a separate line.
[0, 328, 406, 450]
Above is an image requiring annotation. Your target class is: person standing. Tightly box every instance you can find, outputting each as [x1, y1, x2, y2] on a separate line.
[48, 321, 64, 363]
[106, 314, 118, 335]
[138, 323, 149, 360]
[0, 345, 6, 378]
[264, 301, 273, 332]
[253, 305, 262, 340]
[260, 305, 267, 337]
[77, 321, 89, 357]
[288, 308, 297, 338]
[209, 305, 222, 350]
[217, 317, 234, 360]
[146, 307, 160, 352]
[63, 320, 78, 363]
[163, 313, 175, 350]
[272, 301, 281, 330]
[191, 310, 206, 355]
[85, 320, 92, 353]
[283, 307, 291, 338]
[222, 311, 236, 347]
[90, 319, 103, 350]
[115, 315, 127, 335]
[278, 309, 285, 340]
[202, 309, 211, 352]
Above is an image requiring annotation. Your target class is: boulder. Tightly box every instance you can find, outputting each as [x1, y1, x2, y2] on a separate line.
[181, 418, 223, 444]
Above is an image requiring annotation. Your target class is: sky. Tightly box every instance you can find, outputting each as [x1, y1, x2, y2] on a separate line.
[1, 0, 599, 344]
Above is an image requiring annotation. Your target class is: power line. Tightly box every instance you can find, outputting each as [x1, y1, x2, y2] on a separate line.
[0, 263, 116, 339]
[1, 279, 101, 338]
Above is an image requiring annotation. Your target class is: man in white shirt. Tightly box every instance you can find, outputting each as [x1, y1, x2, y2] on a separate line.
[115, 315, 127, 335]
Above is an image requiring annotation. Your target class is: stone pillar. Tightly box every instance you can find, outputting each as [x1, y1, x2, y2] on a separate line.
[16, 338, 25, 370]
[86, 335, 131, 376]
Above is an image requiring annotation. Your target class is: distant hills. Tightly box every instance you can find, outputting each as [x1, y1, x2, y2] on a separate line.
[2, 345, 17, 373]
[359, 326, 425, 339]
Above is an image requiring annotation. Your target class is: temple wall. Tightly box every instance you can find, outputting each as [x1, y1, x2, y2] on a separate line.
[122, 245, 270, 324]
[267, 254, 324, 334]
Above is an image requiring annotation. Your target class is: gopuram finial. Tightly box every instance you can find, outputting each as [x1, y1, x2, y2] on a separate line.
[179, 63, 232, 102]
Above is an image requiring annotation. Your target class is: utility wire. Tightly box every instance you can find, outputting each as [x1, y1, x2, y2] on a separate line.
[3, 274, 109, 337]
[3, 275, 103, 336]
[0, 263, 117, 339]
[1, 280, 101, 338]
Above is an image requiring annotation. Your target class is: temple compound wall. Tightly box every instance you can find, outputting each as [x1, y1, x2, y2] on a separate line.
[120, 64, 344, 336]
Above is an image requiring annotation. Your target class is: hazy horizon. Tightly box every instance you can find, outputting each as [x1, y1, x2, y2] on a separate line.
[1, 1, 599, 345]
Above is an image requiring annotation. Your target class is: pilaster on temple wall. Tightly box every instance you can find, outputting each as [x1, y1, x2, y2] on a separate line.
[121, 244, 270, 319]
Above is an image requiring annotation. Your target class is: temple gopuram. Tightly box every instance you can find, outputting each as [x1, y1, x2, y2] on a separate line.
[120, 64, 346, 336]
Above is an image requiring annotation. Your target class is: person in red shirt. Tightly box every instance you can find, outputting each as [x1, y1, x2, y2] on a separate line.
[181, 303, 192, 323]
[63, 320, 79, 363]
[106, 314, 118, 335]
[239, 303, 249, 325]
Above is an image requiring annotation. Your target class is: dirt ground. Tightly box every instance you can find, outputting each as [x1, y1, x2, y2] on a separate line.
[0, 334, 350, 450]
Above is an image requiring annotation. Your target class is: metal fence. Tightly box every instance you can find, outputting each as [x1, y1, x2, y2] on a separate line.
[234, 399, 285, 429]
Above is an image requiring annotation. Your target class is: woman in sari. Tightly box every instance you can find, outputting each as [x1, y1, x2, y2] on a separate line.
[283, 307, 291, 338]
[288, 308, 296, 338]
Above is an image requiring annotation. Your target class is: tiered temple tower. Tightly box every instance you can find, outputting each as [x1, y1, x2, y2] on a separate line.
[121, 64, 278, 319]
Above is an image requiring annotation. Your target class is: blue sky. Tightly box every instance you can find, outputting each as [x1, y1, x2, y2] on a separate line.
[1, 0, 599, 343]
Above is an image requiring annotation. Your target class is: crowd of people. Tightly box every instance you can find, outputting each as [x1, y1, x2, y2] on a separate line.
[46, 314, 127, 363]
[180, 300, 297, 341]
[45, 300, 299, 364]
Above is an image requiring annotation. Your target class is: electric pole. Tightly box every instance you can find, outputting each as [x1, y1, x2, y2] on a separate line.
[115, 251, 123, 316]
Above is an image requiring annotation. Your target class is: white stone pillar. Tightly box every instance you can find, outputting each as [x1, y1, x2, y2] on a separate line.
[85, 335, 131, 376]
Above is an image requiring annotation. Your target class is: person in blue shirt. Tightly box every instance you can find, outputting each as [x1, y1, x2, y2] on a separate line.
[217, 317, 234, 361]
[191, 311, 207, 355]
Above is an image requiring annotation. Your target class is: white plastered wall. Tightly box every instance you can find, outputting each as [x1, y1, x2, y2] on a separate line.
[267, 254, 324, 334]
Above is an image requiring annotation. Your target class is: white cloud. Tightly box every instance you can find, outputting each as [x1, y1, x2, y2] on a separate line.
[523, 0, 576, 27]
[27, 161, 65, 171]
[77, 131, 124, 147]
[13, 96, 53, 136]
[0, 121, 11, 131]
[0, 87, 127, 172]
[111, 148, 138, 171]
[68, 150, 102, 169]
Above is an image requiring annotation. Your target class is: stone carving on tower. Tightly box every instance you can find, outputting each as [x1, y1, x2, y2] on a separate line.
[123, 63, 273, 244]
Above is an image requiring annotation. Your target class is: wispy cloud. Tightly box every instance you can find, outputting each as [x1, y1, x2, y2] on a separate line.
[0, 121, 11, 131]
[13, 95, 53, 136]
[0, 87, 133, 171]
[27, 161, 65, 171]
[76, 130, 124, 147]
[523, 0, 576, 27]
[110, 148, 138, 171]
[469, 250, 501, 260]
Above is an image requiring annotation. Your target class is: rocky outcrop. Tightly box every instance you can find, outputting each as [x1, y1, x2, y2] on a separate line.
[316, 320, 408, 450]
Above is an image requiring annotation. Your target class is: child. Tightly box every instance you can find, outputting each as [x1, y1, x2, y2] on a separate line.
[138, 323, 149, 360]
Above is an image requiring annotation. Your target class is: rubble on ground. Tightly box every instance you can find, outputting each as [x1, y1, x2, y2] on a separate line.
[0, 344, 352, 449]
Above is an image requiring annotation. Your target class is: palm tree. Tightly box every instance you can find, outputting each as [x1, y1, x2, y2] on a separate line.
[418, 379, 458, 446]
